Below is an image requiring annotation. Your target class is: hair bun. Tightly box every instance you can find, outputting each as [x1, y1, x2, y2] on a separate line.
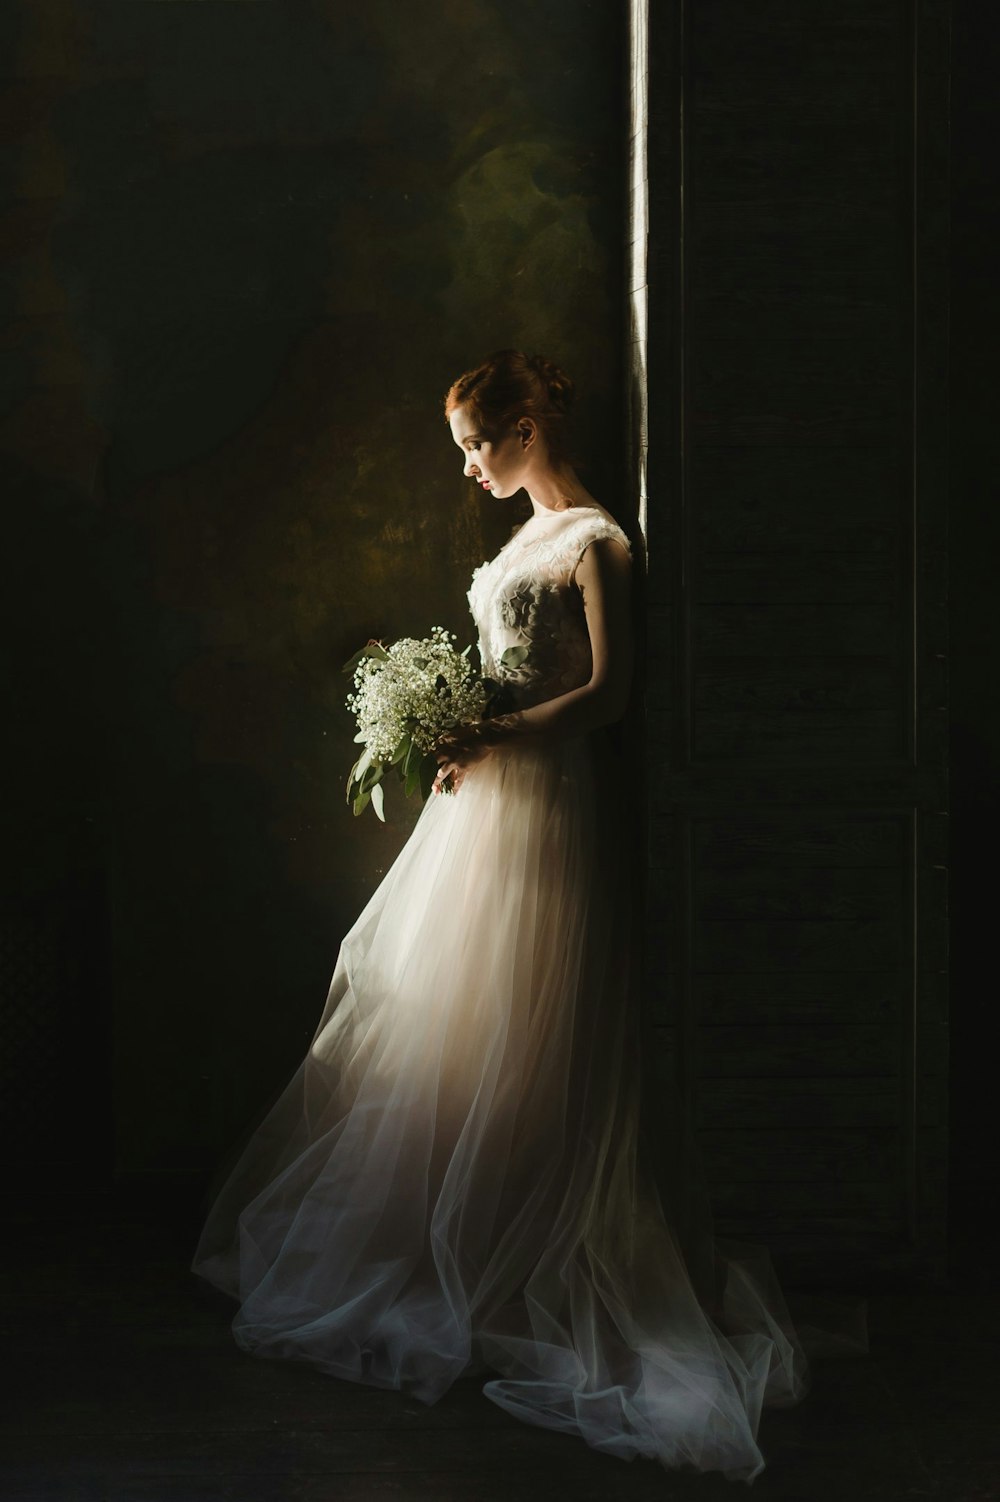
[444, 349, 578, 464]
[528, 353, 574, 413]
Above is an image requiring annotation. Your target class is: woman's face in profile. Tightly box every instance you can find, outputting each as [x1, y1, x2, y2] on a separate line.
[449, 404, 524, 500]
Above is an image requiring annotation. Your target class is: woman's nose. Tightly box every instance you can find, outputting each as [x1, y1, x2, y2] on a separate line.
[463, 456, 478, 477]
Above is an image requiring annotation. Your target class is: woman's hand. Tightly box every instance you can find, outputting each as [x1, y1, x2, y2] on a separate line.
[432, 724, 497, 795]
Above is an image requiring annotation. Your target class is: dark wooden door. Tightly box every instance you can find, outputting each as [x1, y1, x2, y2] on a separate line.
[636, 0, 950, 1285]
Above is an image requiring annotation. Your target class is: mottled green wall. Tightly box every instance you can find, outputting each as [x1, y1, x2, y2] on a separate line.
[2, 3, 626, 1173]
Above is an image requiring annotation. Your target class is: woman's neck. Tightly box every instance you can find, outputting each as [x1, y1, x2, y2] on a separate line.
[522, 461, 596, 517]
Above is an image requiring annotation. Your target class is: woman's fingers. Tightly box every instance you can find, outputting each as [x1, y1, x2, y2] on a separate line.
[432, 756, 469, 794]
[432, 761, 459, 794]
[433, 732, 488, 794]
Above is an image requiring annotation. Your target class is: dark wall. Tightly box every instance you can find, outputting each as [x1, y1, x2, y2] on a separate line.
[948, 1, 1000, 1232]
[642, 0, 951, 1285]
[1, 2, 626, 1177]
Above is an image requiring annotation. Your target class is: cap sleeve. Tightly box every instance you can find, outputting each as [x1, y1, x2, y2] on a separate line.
[565, 514, 632, 574]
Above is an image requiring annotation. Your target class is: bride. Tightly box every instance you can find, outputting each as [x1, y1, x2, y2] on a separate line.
[191, 348, 821, 1483]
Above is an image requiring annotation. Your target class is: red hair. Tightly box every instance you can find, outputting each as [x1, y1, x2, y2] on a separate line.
[443, 349, 576, 463]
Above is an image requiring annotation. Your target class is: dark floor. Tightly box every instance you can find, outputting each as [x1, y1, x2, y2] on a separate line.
[2, 1187, 997, 1502]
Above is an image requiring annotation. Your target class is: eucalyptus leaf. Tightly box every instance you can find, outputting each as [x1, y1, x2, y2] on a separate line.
[404, 763, 421, 799]
[353, 730, 367, 744]
[342, 642, 389, 674]
[358, 760, 382, 795]
[390, 734, 410, 766]
[500, 644, 529, 669]
[418, 754, 437, 801]
[352, 788, 371, 817]
[370, 781, 385, 822]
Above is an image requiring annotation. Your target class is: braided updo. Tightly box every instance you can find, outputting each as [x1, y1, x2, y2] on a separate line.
[443, 349, 576, 463]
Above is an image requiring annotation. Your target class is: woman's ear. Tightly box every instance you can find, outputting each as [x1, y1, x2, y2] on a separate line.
[517, 418, 537, 449]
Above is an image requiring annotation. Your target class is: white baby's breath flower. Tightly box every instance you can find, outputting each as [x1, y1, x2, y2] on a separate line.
[347, 626, 487, 758]
[344, 627, 490, 818]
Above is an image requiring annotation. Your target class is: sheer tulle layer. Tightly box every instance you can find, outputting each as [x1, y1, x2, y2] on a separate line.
[192, 735, 853, 1483]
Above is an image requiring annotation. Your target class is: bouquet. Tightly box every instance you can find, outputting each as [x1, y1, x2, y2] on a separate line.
[343, 626, 523, 821]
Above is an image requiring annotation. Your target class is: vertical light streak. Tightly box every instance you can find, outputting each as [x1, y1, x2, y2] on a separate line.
[628, 0, 649, 541]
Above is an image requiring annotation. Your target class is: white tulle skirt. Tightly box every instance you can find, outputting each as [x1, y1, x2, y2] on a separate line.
[191, 732, 859, 1483]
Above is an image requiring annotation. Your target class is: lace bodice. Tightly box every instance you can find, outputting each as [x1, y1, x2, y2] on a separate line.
[467, 507, 632, 711]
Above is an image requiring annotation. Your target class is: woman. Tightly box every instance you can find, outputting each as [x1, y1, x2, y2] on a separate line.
[192, 349, 814, 1483]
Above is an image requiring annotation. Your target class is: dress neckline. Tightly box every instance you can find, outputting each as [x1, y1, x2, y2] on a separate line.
[503, 505, 605, 554]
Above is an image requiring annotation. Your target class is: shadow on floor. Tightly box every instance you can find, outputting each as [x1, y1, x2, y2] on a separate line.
[3, 1185, 996, 1501]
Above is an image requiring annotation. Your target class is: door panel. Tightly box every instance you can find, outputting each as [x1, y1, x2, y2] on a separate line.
[637, 0, 950, 1283]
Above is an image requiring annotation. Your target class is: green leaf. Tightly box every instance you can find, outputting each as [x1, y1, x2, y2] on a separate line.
[342, 642, 389, 674]
[353, 730, 367, 743]
[418, 754, 437, 801]
[347, 750, 383, 806]
[358, 759, 383, 795]
[352, 788, 371, 817]
[370, 782, 385, 822]
[404, 763, 421, 799]
[390, 734, 410, 766]
[500, 644, 529, 669]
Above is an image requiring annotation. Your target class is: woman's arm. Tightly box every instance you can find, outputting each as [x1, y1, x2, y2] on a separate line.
[433, 536, 633, 792]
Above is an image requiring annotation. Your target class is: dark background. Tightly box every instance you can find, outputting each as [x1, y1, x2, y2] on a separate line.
[948, 0, 998, 1237]
[1, 0, 995, 1251]
[1, 1, 627, 1181]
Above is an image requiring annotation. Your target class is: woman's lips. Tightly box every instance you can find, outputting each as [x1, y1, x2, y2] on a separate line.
[480, 480, 492, 489]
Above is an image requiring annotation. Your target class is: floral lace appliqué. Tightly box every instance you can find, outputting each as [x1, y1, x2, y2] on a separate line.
[466, 510, 631, 711]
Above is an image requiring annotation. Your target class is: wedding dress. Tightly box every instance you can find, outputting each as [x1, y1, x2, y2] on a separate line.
[191, 504, 855, 1483]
